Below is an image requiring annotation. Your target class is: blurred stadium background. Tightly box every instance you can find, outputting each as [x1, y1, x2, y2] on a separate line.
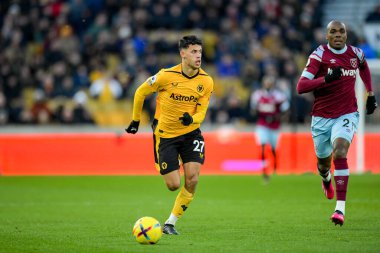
[1, 0, 380, 175]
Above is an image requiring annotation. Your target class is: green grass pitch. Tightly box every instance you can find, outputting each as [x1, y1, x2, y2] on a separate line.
[0, 174, 379, 253]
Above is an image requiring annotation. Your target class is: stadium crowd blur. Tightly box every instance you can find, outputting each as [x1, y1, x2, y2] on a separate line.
[0, 0, 379, 126]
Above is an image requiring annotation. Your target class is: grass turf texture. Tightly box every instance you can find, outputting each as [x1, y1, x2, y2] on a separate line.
[0, 175, 379, 253]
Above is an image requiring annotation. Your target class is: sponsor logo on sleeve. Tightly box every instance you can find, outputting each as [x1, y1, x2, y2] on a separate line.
[147, 75, 157, 86]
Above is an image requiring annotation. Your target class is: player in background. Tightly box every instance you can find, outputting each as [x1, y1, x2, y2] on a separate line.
[250, 76, 289, 183]
[296, 21, 377, 226]
[126, 35, 214, 235]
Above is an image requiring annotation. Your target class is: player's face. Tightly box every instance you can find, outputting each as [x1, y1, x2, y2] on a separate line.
[181, 44, 202, 70]
[326, 23, 347, 50]
[263, 79, 273, 90]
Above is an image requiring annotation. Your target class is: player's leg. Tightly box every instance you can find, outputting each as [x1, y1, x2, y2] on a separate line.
[157, 135, 181, 190]
[162, 170, 182, 235]
[317, 155, 334, 199]
[157, 136, 183, 234]
[269, 129, 280, 174]
[164, 161, 200, 232]
[330, 112, 358, 226]
[164, 129, 205, 235]
[330, 138, 350, 226]
[256, 126, 269, 182]
[261, 144, 269, 181]
[311, 116, 334, 199]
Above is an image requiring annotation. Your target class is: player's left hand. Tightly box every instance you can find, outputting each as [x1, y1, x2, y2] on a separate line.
[125, 120, 140, 134]
[366, 95, 378, 115]
[179, 112, 193, 126]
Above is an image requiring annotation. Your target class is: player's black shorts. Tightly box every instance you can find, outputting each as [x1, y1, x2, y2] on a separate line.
[157, 128, 205, 175]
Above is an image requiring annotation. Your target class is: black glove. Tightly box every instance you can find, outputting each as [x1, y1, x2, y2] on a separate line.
[366, 95, 378, 115]
[125, 120, 140, 134]
[179, 112, 193, 126]
[325, 67, 342, 83]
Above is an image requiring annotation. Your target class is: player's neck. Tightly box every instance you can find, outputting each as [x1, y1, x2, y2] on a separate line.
[327, 43, 347, 54]
[181, 64, 199, 77]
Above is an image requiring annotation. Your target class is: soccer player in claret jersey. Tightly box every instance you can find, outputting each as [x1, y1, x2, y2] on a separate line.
[297, 21, 377, 226]
[250, 76, 289, 183]
[126, 35, 214, 235]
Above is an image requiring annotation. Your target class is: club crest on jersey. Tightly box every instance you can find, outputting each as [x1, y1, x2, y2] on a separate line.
[350, 58, 357, 68]
[197, 84, 204, 93]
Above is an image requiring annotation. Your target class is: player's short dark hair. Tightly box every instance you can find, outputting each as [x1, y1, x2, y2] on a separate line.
[178, 35, 202, 51]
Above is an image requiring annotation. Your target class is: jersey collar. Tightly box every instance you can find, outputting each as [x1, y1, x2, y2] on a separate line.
[327, 43, 347, 54]
[181, 65, 200, 79]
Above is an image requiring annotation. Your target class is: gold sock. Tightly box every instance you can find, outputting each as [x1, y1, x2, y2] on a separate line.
[171, 187, 194, 218]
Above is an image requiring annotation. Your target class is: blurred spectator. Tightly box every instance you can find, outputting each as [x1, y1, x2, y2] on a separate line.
[358, 37, 378, 59]
[0, 0, 334, 126]
[216, 54, 241, 77]
[31, 90, 52, 124]
[365, 5, 380, 22]
[89, 74, 123, 103]
[0, 91, 8, 125]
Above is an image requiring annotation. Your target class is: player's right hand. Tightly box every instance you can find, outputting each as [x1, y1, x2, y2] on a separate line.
[325, 67, 342, 83]
[125, 120, 140, 134]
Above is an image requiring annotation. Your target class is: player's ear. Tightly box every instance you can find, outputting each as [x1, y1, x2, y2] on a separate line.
[180, 49, 186, 58]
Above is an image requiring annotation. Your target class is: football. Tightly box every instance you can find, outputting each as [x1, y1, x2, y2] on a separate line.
[132, 216, 162, 244]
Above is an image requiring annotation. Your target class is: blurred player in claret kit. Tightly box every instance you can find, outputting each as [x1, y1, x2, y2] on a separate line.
[297, 20, 377, 226]
[126, 35, 214, 235]
[250, 76, 289, 183]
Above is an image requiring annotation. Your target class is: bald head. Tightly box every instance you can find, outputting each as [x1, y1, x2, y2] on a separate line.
[326, 20, 347, 50]
[326, 20, 346, 31]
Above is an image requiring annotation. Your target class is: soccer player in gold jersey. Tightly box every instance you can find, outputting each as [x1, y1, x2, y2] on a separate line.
[126, 35, 214, 235]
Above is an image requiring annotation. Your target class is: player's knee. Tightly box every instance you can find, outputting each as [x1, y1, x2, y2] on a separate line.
[317, 164, 330, 173]
[333, 146, 348, 159]
[166, 181, 181, 191]
[185, 174, 199, 190]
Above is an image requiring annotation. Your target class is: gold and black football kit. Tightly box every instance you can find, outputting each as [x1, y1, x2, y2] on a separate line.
[131, 64, 214, 174]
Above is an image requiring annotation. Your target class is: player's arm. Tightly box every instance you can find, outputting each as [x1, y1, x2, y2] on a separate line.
[359, 59, 373, 93]
[296, 76, 325, 94]
[192, 94, 211, 124]
[179, 80, 214, 126]
[296, 54, 324, 94]
[132, 83, 155, 121]
[125, 82, 155, 134]
[297, 49, 341, 94]
[359, 59, 377, 114]
[179, 95, 211, 126]
[192, 80, 214, 124]
[297, 67, 342, 94]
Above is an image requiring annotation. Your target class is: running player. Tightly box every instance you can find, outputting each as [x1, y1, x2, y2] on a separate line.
[126, 35, 214, 235]
[296, 20, 377, 226]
